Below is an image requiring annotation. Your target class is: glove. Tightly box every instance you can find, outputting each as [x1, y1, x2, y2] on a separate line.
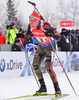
[16, 28, 26, 38]
[19, 28, 23, 33]
[16, 33, 24, 38]
[43, 23, 51, 31]
[43, 23, 54, 37]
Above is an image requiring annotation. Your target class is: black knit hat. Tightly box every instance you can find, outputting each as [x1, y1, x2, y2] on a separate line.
[62, 28, 67, 32]
[14, 38, 20, 43]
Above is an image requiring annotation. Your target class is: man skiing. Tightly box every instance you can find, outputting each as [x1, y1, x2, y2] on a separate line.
[18, 12, 61, 94]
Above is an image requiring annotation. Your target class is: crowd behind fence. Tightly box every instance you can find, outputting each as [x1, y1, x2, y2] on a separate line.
[0, 26, 79, 51]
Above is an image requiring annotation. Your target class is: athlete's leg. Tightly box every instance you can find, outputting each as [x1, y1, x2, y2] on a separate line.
[44, 46, 61, 94]
[33, 45, 47, 92]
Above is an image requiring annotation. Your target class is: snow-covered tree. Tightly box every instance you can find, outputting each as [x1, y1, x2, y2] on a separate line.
[6, 0, 22, 29]
[0, 1, 7, 35]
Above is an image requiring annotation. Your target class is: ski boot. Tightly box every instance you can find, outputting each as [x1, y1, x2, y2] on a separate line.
[36, 78, 47, 93]
[54, 82, 61, 95]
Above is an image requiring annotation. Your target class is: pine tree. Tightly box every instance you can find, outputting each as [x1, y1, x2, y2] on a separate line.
[7, 0, 22, 29]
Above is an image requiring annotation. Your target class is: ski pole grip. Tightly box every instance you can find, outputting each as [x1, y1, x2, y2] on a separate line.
[28, 1, 36, 6]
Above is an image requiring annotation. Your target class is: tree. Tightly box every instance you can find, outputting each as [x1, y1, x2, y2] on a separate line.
[56, 0, 70, 21]
[68, 0, 79, 28]
[6, 0, 22, 29]
[56, 0, 79, 29]
[40, 0, 57, 28]
[0, 1, 7, 35]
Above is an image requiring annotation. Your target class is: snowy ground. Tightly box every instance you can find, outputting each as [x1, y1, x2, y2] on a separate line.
[0, 71, 79, 100]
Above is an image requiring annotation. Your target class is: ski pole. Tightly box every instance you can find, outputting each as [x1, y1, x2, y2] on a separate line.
[20, 38, 40, 87]
[48, 37, 78, 96]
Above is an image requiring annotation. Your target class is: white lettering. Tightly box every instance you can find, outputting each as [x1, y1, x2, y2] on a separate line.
[33, 32, 44, 35]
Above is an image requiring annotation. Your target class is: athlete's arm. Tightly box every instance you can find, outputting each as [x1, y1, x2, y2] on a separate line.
[16, 24, 33, 38]
[43, 22, 60, 40]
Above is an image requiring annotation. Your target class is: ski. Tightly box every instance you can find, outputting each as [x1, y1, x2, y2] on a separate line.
[6, 93, 55, 100]
[6, 93, 69, 100]
[51, 94, 69, 100]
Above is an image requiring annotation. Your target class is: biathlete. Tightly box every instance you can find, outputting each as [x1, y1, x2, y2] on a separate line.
[18, 12, 61, 94]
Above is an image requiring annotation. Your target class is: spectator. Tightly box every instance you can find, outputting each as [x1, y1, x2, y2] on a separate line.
[6, 22, 18, 44]
[75, 29, 79, 51]
[70, 30, 76, 51]
[57, 28, 77, 51]
[57, 28, 70, 51]
[11, 38, 22, 51]
[0, 29, 6, 44]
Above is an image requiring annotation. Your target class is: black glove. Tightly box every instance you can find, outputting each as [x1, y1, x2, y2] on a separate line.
[19, 28, 23, 33]
[16, 33, 24, 38]
[43, 23, 54, 37]
[16, 28, 26, 38]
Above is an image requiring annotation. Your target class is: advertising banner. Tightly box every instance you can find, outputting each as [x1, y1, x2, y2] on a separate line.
[52, 52, 79, 73]
[0, 51, 79, 79]
[0, 52, 26, 79]
[60, 21, 74, 27]
[60, 21, 74, 30]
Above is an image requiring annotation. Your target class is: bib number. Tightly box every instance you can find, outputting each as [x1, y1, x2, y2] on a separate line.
[36, 37, 48, 42]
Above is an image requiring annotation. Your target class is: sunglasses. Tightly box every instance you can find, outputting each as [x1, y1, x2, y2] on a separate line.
[29, 15, 40, 20]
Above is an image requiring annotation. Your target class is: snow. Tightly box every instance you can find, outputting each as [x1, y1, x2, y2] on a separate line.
[0, 71, 79, 100]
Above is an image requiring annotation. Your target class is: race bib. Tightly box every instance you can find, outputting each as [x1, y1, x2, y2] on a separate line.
[36, 37, 48, 42]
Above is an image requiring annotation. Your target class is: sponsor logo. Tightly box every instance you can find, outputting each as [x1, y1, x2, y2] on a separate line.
[0, 59, 5, 72]
[60, 21, 74, 27]
[0, 59, 23, 72]
[33, 32, 44, 35]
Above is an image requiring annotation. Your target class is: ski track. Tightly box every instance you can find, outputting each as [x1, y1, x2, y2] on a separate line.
[0, 71, 79, 100]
